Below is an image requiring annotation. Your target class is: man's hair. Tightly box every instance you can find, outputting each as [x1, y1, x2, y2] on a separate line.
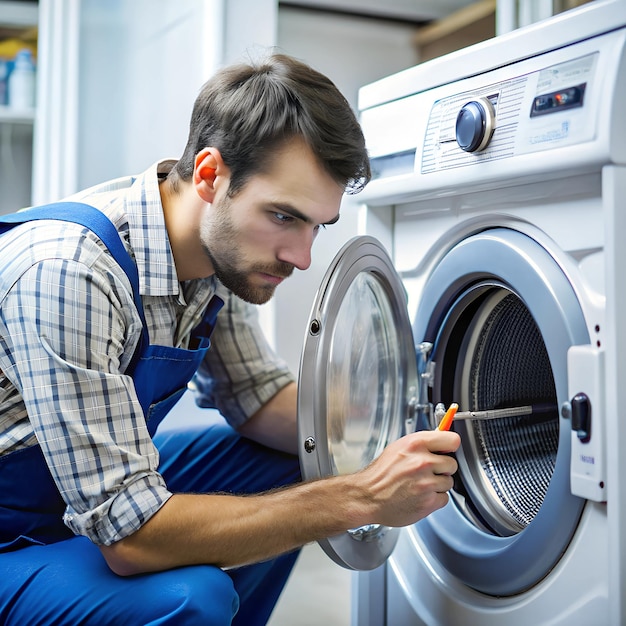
[171, 52, 371, 196]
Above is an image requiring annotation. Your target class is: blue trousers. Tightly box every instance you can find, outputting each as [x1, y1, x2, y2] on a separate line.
[0, 422, 302, 625]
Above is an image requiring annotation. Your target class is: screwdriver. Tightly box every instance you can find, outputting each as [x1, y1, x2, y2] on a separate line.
[435, 402, 557, 430]
[453, 403, 557, 421]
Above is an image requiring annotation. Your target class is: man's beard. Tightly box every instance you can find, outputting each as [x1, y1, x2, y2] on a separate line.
[201, 199, 294, 304]
[204, 245, 293, 304]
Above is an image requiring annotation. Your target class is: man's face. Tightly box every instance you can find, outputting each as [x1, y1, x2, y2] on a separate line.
[200, 139, 344, 304]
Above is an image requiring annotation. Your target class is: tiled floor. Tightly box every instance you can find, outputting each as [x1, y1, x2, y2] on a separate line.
[267, 543, 352, 626]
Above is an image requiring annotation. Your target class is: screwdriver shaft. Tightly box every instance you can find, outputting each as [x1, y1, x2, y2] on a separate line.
[454, 403, 556, 421]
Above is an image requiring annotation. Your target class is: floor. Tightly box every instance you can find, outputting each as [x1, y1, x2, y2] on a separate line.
[267, 543, 352, 626]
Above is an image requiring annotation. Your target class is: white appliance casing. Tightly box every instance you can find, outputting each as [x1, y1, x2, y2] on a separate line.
[354, 1, 626, 624]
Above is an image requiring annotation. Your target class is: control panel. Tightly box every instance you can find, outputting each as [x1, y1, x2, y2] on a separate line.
[421, 52, 598, 174]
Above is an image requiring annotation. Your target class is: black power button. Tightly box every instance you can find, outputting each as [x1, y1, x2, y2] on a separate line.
[571, 392, 591, 443]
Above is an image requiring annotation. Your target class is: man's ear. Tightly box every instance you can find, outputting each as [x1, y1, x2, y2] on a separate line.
[193, 147, 228, 202]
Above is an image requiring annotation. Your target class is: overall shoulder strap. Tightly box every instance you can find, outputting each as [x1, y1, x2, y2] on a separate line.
[1, 203, 140, 312]
[0, 202, 148, 362]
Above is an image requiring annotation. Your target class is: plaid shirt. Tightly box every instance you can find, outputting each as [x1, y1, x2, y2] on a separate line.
[0, 160, 294, 545]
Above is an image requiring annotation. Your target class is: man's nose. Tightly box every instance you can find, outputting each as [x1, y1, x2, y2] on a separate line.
[277, 232, 313, 271]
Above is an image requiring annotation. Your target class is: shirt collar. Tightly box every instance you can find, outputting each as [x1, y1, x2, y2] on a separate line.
[123, 160, 180, 297]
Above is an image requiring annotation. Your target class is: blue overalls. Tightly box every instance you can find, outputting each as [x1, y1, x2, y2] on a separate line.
[0, 203, 301, 625]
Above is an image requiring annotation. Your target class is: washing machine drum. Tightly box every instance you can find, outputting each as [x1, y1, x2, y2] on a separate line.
[414, 227, 589, 596]
[448, 289, 559, 537]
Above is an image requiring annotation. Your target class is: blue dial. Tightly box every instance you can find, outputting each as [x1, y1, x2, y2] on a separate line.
[455, 98, 495, 152]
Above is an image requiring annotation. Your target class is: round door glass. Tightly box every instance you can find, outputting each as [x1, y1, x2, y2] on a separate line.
[298, 236, 416, 570]
[326, 272, 405, 475]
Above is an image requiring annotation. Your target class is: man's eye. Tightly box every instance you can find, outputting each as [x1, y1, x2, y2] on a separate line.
[274, 213, 293, 224]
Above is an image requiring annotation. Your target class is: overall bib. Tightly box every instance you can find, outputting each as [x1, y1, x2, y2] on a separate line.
[0, 204, 301, 625]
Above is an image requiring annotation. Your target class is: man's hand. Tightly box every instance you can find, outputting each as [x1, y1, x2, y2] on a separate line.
[353, 430, 460, 528]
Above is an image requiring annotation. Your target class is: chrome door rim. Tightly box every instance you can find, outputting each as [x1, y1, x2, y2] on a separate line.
[298, 236, 418, 570]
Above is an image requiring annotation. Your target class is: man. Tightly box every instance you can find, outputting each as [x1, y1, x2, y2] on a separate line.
[0, 53, 460, 625]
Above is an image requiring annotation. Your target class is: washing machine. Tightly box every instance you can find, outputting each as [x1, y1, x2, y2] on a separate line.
[296, 1, 626, 624]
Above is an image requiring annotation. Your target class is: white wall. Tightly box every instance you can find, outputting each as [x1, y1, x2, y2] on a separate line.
[75, 0, 217, 189]
[34, 0, 277, 199]
[270, 6, 419, 374]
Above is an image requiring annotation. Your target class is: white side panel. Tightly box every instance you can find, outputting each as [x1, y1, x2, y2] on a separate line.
[603, 164, 626, 626]
[223, 0, 277, 64]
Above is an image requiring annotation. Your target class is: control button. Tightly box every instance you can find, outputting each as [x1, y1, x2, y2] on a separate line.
[530, 83, 586, 117]
[455, 97, 496, 152]
[571, 392, 591, 443]
[533, 95, 554, 112]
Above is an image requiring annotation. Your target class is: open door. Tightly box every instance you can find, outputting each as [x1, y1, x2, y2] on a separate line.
[298, 236, 418, 570]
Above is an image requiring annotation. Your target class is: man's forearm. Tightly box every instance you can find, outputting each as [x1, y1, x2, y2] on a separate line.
[99, 473, 365, 575]
[236, 382, 298, 454]
[100, 429, 459, 576]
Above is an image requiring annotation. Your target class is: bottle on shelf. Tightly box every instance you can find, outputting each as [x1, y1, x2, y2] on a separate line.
[7, 48, 36, 110]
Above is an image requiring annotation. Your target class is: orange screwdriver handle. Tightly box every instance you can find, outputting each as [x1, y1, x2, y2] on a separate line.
[437, 403, 458, 431]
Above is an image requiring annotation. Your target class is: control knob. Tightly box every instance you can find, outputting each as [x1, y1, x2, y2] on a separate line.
[455, 97, 496, 152]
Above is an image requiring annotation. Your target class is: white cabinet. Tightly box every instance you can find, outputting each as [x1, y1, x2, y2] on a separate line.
[0, 0, 37, 214]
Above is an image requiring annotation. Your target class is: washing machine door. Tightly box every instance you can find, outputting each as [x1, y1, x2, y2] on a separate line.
[298, 235, 417, 570]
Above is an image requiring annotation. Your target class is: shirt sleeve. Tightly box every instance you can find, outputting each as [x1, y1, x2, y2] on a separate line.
[193, 288, 295, 428]
[0, 254, 171, 546]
